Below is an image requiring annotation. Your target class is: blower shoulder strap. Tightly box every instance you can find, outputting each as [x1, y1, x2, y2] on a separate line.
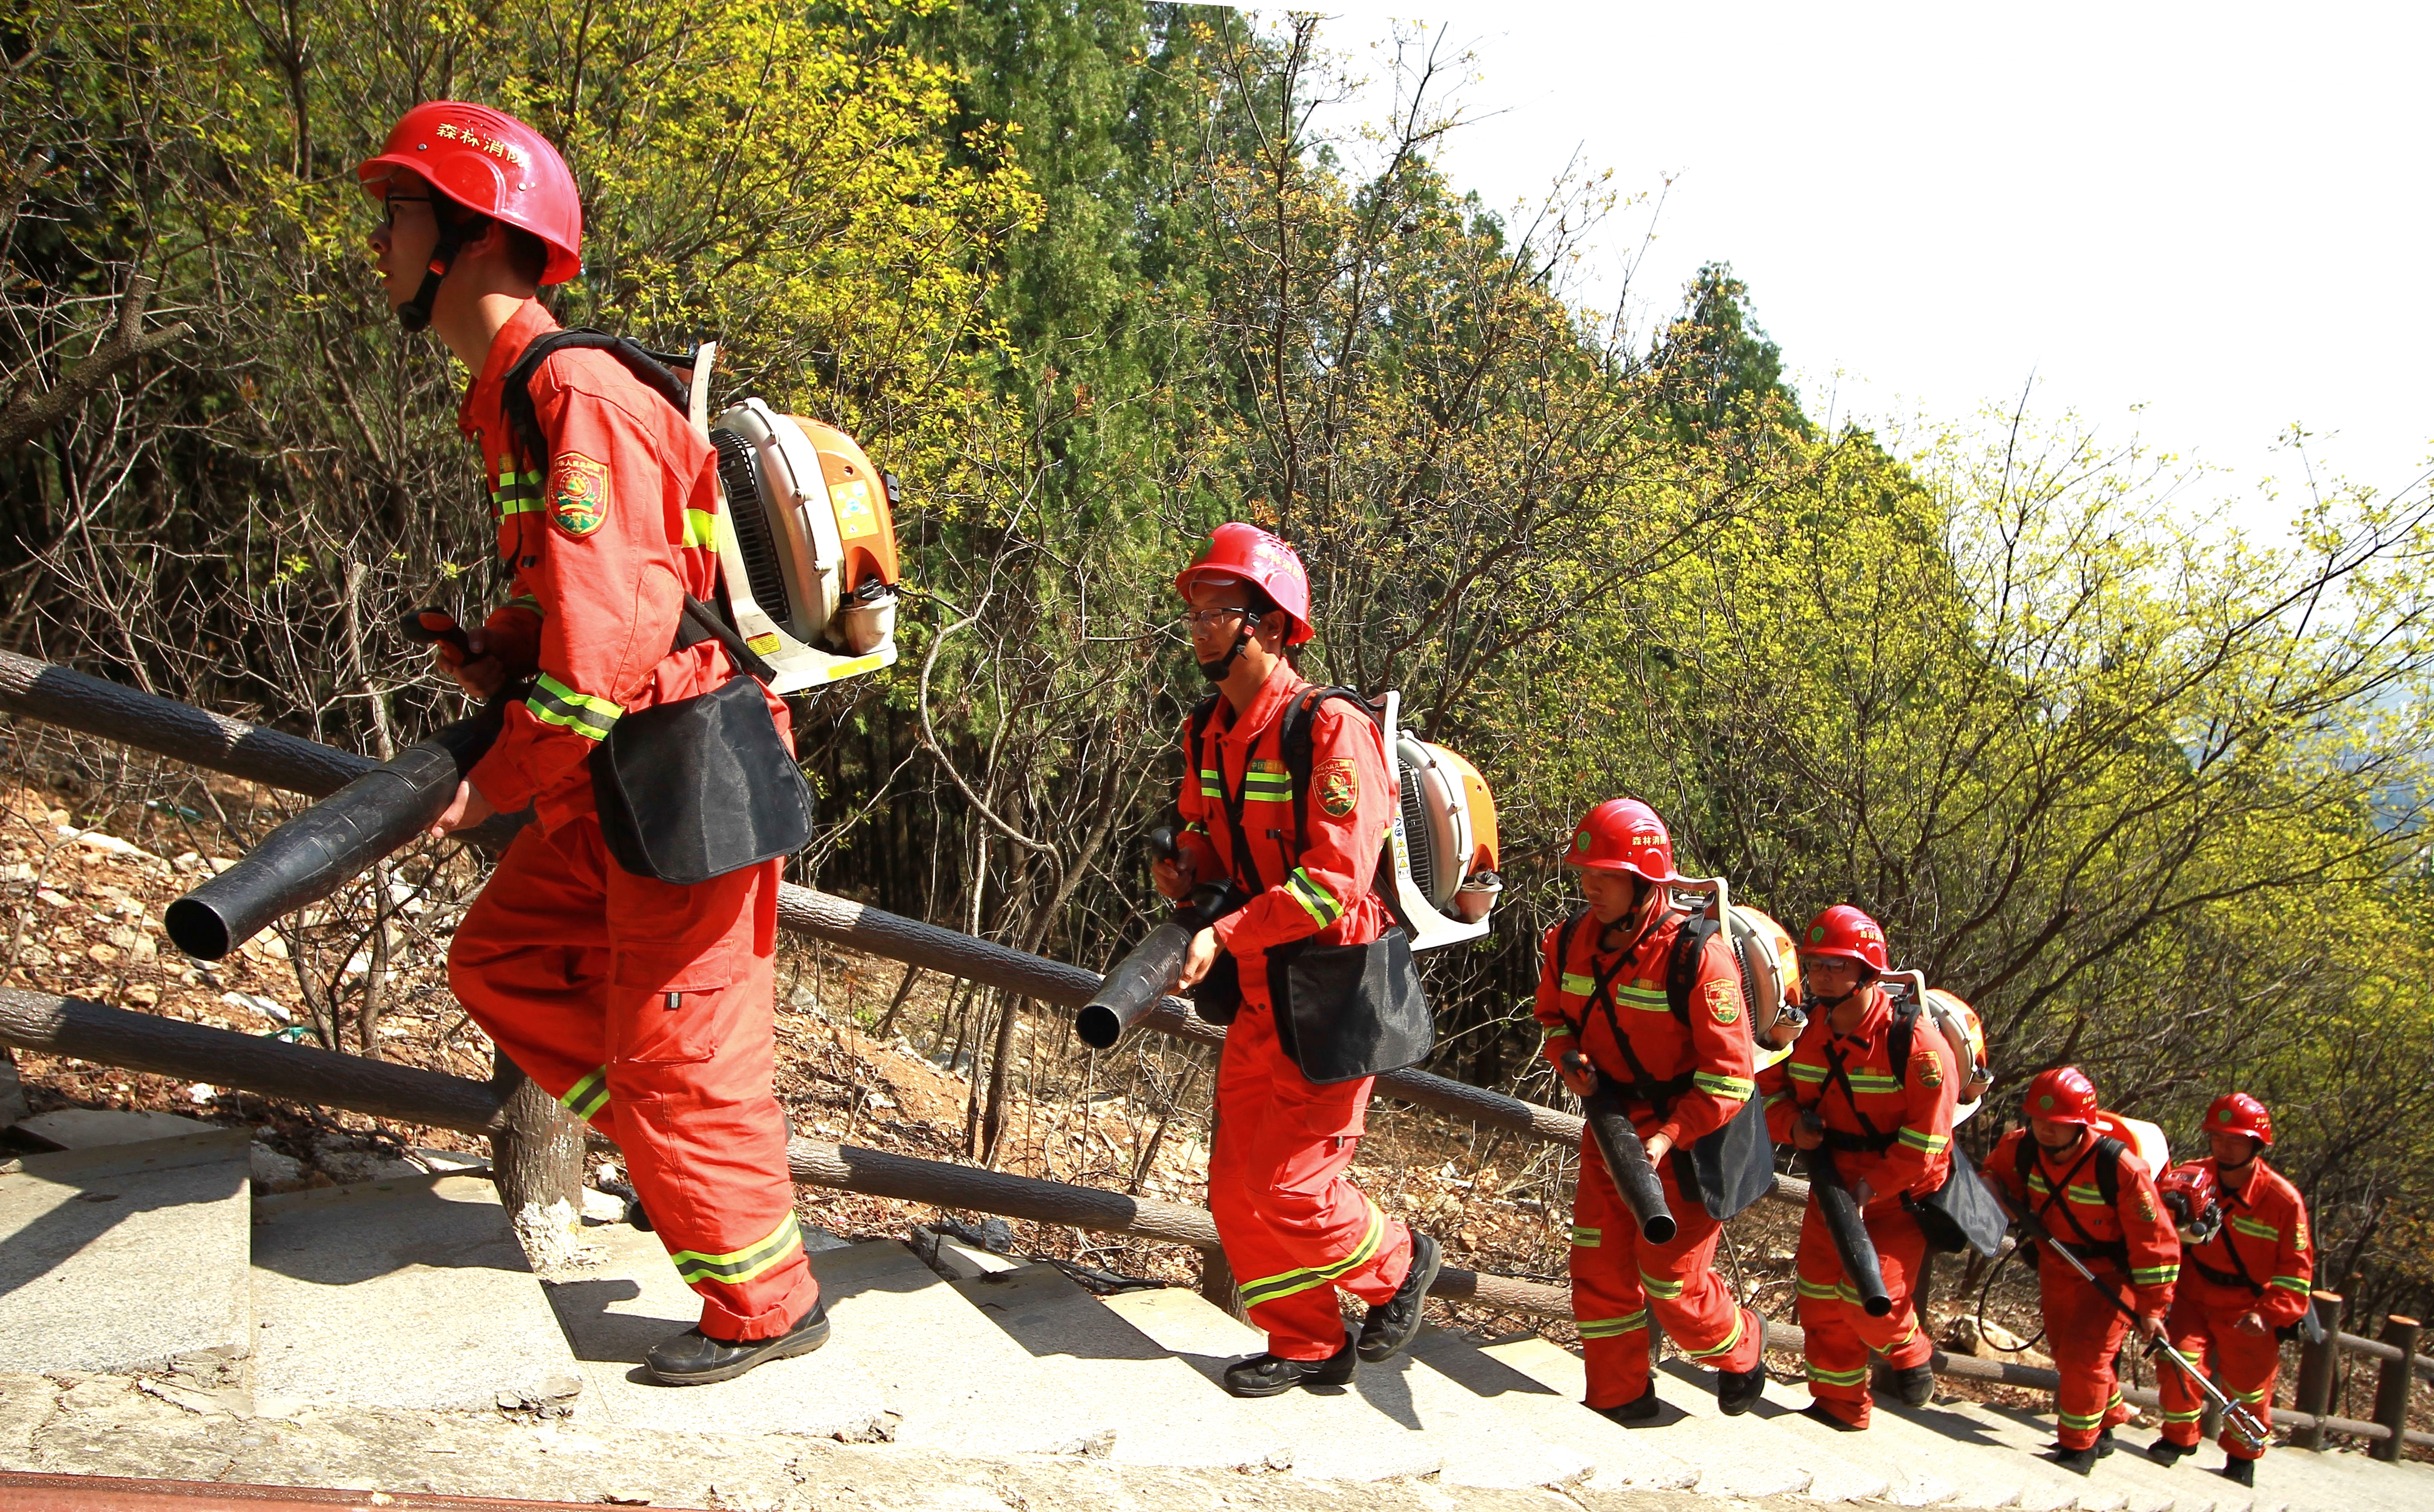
[500, 328, 692, 474]
[1664, 911, 1720, 1027]
[1278, 685, 1413, 934]
[498, 330, 770, 686]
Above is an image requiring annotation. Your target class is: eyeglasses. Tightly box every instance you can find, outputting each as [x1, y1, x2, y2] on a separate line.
[376, 194, 434, 232]
[1182, 606, 1256, 633]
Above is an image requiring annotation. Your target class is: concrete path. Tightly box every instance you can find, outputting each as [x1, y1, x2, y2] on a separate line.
[0, 1131, 251, 1373]
[1410, 1327, 1703, 1494]
[951, 1262, 1296, 1469]
[1098, 1283, 1594, 1489]
[248, 1173, 582, 1417]
[540, 1220, 891, 1441]
[809, 1239, 1127, 1458]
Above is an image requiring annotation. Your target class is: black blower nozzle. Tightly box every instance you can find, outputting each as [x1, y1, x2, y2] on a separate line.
[1076, 827, 1247, 1051]
[164, 712, 502, 961]
[1580, 1081, 1678, 1245]
[1808, 1145, 1894, 1316]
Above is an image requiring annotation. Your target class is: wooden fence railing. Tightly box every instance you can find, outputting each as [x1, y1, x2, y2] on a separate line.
[0, 651, 2422, 1451]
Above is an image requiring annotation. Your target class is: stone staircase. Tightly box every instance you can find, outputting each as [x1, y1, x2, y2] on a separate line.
[5, 1128, 2432, 1512]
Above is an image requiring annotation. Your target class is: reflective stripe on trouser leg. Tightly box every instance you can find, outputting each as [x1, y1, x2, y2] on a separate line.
[1572, 1132, 1753, 1407]
[2043, 1267, 2135, 1450]
[1793, 1197, 1936, 1427]
[1208, 1001, 1411, 1361]
[2159, 1292, 2283, 1459]
[446, 793, 819, 1343]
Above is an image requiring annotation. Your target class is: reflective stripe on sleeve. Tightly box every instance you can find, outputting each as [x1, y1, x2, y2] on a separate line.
[2132, 1265, 2178, 1287]
[1559, 972, 1595, 996]
[557, 1066, 611, 1121]
[2229, 1215, 2280, 1241]
[1693, 1071, 1755, 1101]
[525, 673, 622, 741]
[2269, 1274, 2311, 1293]
[1285, 867, 1342, 927]
[1898, 1127, 1951, 1154]
[682, 509, 720, 549]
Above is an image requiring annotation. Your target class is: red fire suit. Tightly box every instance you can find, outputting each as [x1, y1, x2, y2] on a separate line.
[1175, 660, 1414, 1362]
[2158, 1157, 2313, 1461]
[1756, 989, 1957, 1428]
[446, 299, 815, 1343]
[1535, 909, 1762, 1408]
[1983, 1128, 2179, 1451]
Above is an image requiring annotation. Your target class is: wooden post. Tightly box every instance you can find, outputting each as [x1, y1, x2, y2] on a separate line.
[489, 1052, 584, 1217]
[2291, 1291, 2343, 1451]
[2369, 1314, 2421, 1463]
[1199, 1245, 1246, 1321]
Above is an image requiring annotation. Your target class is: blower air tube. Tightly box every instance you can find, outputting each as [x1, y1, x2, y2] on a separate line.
[1808, 1146, 1894, 1316]
[1581, 1082, 1678, 1245]
[1076, 921, 1194, 1051]
[163, 712, 502, 961]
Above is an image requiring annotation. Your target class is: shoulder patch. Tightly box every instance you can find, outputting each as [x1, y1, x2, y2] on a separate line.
[1703, 977, 1740, 1024]
[549, 450, 610, 537]
[1315, 755, 1359, 817]
[1913, 1051, 1942, 1088]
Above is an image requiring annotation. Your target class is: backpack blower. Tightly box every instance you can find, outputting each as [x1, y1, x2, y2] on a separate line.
[165, 339, 903, 961]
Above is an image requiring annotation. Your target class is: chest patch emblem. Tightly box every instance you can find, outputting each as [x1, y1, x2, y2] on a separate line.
[1704, 978, 1739, 1024]
[1315, 757, 1359, 817]
[550, 450, 610, 537]
[1913, 1052, 1942, 1088]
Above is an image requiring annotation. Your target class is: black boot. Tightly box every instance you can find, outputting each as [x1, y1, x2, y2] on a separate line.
[1593, 1384, 1660, 1424]
[2094, 1427, 2117, 1458]
[2148, 1437, 2197, 1467]
[645, 1300, 830, 1385]
[1357, 1229, 1442, 1363]
[1890, 1362, 1935, 1408]
[1801, 1400, 1865, 1432]
[2219, 1455, 2255, 1488]
[1716, 1310, 1767, 1416]
[2041, 1442, 2097, 1477]
[1223, 1336, 1358, 1398]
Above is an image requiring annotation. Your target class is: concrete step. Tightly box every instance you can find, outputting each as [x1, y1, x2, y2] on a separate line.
[541, 1220, 891, 1440]
[950, 1263, 1294, 1469]
[1097, 1283, 1593, 1489]
[1680, 1358, 2100, 1510]
[1922, 1395, 2236, 1512]
[1473, 1332, 1854, 1501]
[808, 1238, 1129, 1456]
[0, 1130, 251, 1374]
[248, 1173, 583, 1417]
[1407, 1326, 1702, 1493]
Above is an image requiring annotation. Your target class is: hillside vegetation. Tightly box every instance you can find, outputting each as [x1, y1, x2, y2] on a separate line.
[2, 1, 2429, 1327]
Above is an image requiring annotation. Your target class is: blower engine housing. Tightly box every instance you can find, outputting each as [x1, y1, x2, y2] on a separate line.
[703, 395, 901, 694]
[1379, 692, 1501, 952]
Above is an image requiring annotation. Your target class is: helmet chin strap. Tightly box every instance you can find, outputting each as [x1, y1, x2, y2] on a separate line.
[396, 207, 472, 336]
[1196, 620, 1257, 683]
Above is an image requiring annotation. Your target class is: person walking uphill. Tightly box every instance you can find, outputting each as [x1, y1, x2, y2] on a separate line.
[361, 102, 824, 1384]
[1982, 1067, 2179, 1475]
[1756, 905, 1957, 1431]
[2150, 1093, 2313, 1488]
[1153, 523, 1438, 1399]
[1538, 799, 1766, 1423]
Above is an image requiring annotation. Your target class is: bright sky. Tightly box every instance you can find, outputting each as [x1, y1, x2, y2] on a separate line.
[1297, 3, 2434, 537]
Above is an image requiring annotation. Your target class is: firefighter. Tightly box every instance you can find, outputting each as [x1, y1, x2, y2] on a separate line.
[361, 103, 824, 1383]
[1151, 523, 1435, 1398]
[1757, 905, 1957, 1431]
[1981, 1067, 2179, 1475]
[1538, 800, 1766, 1422]
[2150, 1093, 2313, 1487]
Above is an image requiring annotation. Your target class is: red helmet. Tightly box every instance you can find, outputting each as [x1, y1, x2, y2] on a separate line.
[1563, 798, 1679, 883]
[1174, 523, 1314, 645]
[2207, 1091, 2274, 1147]
[1799, 904, 1887, 973]
[357, 103, 583, 284]
[2023, 1066, 2100, 1126]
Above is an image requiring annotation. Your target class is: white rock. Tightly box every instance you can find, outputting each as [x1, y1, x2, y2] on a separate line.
[250, 1142, 307, 1190]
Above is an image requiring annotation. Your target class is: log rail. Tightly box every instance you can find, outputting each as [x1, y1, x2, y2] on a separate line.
[0, 650, 2424, 1451]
